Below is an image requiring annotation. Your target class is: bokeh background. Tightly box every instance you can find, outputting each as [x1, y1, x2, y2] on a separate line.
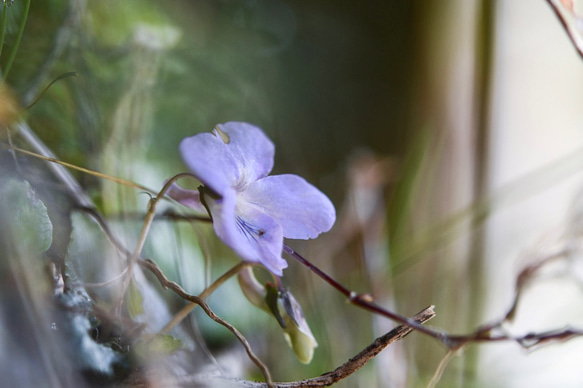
[3, 0, 583, 387]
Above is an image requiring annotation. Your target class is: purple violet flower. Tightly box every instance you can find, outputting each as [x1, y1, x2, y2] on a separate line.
[169, 122, 336, 276]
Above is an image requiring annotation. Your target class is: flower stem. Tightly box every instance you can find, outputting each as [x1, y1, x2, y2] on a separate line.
[282, 245, 351, 297]
[2, 0, 31, 81]
[113, 172, 198, 314]
[282, 244, 447, 345]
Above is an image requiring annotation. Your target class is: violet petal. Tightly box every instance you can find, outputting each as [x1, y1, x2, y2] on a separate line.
[203, 188, 288, 276]
[179, 122, 275, 196]
[239, 174, 336, 239]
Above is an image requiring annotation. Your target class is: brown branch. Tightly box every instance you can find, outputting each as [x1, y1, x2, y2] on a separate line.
[475, 248, 568, 333]
[174, 306, 435, 387]
[283, 245, 450, 345]
[288, 306, 435, 387]
[286, 244, 583, 350]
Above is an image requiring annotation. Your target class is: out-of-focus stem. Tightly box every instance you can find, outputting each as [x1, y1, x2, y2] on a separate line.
[2, 0, 31, 80]
[0, 2, 8, 61]
[114, 172, 195, 311]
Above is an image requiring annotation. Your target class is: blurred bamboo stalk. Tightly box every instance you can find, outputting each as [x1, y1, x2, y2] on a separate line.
[464, 0, 496, 383]
[387, 1, 495, 385]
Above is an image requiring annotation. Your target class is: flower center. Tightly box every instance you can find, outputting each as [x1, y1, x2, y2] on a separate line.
[235, 217, 266, 242]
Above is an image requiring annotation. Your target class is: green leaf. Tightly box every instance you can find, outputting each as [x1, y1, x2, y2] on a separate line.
[133, 334, 183, 360]
[2, 179, 53, 253]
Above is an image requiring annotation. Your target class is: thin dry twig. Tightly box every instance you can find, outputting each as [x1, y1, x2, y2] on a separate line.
[139, 258, 274, 387]
[476, 248, 569, 333]
[427, 350, 457, 388]
[8, 141, 155, 195]
[287, 306, 435, 387]
[160, 262, 249, 334]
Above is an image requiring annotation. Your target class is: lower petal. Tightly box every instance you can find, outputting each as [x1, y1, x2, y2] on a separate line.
[204, 189, 288, 276]
[236, 211, 288, 276]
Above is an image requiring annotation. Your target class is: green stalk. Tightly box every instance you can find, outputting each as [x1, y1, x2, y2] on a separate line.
[3, 0, 31, 81]
[0, 2, 8, 61]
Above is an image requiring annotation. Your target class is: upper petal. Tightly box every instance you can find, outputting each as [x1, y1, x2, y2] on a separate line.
[179, 122, 275, 195]
[239, 174, 336, 240]
[203, 188, 288, 276]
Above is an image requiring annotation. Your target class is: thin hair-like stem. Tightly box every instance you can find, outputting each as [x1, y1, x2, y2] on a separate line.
[427, 350, 457, 388]
[24, 71, 79, 110]
[8, 144, 157, 194]
[114, 173, 197, 313]
[75, 206, 269, 383]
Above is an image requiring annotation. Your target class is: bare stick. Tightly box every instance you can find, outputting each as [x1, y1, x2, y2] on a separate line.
[286, 306, 435, 387]
[104, 209, 211, 223]
[175, 306, 435, 387]
[78, 205, 272, 384]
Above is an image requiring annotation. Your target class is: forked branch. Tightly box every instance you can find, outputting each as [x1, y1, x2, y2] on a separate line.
[138, 258, 274, 387]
